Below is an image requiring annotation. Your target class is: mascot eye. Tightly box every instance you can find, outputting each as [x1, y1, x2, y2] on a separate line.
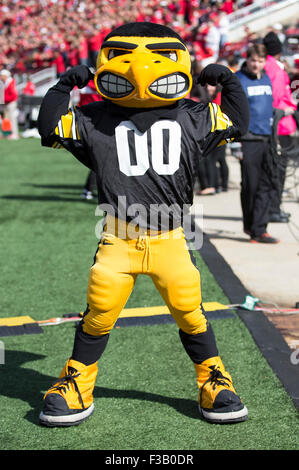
[154, 51, 177, 62]
[108, 49, 131, 60]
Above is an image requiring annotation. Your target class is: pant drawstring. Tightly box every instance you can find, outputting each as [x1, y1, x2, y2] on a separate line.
[136, 235, 152, 272]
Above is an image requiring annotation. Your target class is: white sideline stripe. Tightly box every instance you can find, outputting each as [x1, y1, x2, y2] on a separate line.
[39, 403, 94, 424]
[199, 404, 248, 421]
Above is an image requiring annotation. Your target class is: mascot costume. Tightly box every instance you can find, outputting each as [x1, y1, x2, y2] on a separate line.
[38, 22, 249, 427]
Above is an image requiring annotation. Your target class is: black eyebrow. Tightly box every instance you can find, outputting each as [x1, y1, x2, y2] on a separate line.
[146, 42, 186, 51]
[101, 41, 138, 50]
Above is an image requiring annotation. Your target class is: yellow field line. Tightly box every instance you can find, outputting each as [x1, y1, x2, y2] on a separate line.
[0, 302, 229, 326]
[119, 302, 228, 318]
[0, 315, 35, 326]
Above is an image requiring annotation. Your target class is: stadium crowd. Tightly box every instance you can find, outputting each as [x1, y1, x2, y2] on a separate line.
[0, 0, 254, 73]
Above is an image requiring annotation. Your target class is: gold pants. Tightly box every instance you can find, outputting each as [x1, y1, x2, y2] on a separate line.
[83, 216, 207, 337]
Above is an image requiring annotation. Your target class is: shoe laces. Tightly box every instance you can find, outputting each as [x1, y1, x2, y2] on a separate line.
[49, 366, 85, 409]
[199, 365, 231, 407]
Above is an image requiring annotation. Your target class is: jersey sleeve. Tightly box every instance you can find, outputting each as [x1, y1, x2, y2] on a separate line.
[52, 107, 80, 148]
[48, 106, 94, 170]
[202, 102, 235, 155]
[208, 102, 233, 143]
[38, 78, 95, 170]
[48, 108, 95, 171]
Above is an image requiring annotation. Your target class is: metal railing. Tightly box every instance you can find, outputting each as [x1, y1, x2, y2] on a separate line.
[16, 66, 57, 95]
[227, 0, 299, 31]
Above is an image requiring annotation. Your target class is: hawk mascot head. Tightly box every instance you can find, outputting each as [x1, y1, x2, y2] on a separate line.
[94, 22, 192, 108]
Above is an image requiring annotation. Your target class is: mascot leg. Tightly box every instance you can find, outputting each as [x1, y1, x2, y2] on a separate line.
[39, 237, 136, 427]
[151, 232, 248, 424]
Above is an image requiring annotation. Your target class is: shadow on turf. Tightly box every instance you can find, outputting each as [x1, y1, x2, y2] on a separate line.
[23, 184, 84, 190]
[203, 215, 243, 222]
[1, 195, 97, 203]
[206, 233, 249, 243]
[1, 181, 98, 203]
[93, 387, 200, 421]
[1, 350, 199, 426]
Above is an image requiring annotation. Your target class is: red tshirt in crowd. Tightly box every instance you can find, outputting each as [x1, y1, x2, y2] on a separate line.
[23, 80, 35, 95]
[52, 53, 66, 75]
[78, 79, 102, 106]
[4, 77, 18, 104]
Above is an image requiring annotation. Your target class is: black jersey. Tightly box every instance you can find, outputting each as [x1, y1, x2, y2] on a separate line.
[42, 98, 236, 229]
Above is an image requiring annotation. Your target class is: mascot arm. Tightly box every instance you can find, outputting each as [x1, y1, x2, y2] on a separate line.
[37, 66, 95, 170]
[198, 64, 250, 139]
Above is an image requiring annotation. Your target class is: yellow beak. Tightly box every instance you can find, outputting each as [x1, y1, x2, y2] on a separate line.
[95, 51, 192, 108]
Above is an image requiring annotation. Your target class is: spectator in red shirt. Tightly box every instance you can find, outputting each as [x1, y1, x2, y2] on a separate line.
[78, 35, 89, 67]
[88, 28, 104, 68]
[220, 0, 234, 15]
[78, 79, 101, 107]
[52, 50, 66, 77]
[67, 40, 80, 68]
[0, 69, 19, 139]
[23, 76, 35, 96]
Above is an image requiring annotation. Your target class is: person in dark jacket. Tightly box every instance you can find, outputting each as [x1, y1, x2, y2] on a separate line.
[236, 43, 279, 243]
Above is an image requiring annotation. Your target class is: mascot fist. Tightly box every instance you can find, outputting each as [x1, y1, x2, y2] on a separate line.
[59, 65, 94, 89]
[198, 64, 232, 86]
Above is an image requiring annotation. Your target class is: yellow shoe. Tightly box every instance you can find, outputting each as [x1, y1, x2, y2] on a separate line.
[194, 356, 248, 424]
[39, 359, 98, 427]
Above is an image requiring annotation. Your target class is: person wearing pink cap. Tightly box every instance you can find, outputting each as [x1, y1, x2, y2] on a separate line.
[263, 31, 297, 223]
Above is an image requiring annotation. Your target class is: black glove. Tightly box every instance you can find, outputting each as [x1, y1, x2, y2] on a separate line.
[197, 64, 250, 137]
[59, 65, 94, 90]
[198, 64, 232, 86]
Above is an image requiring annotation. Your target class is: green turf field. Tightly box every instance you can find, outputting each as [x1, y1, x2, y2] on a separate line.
[0, 139, 298, 450]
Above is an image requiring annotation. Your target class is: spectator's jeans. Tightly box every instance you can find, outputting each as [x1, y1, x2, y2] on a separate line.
[4, 101, 19, 138]
[240, 139, 276, 237]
